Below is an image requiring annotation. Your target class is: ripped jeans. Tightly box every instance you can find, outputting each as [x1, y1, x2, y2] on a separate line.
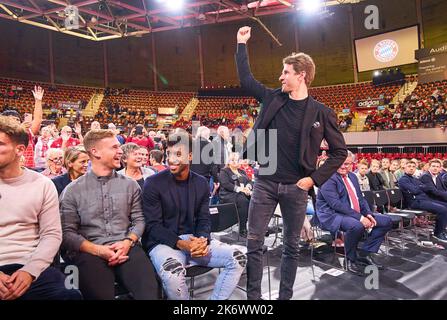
[149, 234, 246, 300]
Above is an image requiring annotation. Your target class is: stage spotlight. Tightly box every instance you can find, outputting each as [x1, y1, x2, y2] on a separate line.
[300, 0, 322, 14]
[166, 0, 184, 10]
[374, 71, 380, 77]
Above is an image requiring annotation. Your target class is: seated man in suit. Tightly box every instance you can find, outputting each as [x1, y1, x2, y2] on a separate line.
[419, 159, 447, 203]
[316, 152, 393, 276]
[142, 131, 246, 300]
[399, 160, 447, 243]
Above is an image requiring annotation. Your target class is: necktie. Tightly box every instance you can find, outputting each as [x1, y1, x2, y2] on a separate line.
[342, 175, 360, 213]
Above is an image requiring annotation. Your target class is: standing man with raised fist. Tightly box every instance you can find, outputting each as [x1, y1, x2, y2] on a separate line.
[235, 26, 347, 300]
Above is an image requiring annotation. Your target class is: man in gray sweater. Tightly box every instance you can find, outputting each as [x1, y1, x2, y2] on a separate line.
[0, 116, 81, 300]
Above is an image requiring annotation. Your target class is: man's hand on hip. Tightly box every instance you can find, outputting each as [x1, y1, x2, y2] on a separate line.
[296, 177, 314, 191]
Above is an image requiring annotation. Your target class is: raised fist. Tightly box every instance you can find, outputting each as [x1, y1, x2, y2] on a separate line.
[237, 26, 251, 44]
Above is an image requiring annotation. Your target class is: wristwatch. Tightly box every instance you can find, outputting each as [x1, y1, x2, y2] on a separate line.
[123, 237, 136, 247]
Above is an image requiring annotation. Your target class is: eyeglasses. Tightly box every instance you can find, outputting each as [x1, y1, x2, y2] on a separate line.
[49, 157, 63, 163]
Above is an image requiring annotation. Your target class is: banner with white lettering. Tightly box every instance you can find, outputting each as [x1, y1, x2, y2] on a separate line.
[355, 98, 385, 109]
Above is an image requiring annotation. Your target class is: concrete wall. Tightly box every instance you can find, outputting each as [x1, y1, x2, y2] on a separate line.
[343, 127, 447, 145]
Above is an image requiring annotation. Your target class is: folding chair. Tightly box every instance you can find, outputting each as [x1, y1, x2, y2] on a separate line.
[209, 203, 240, 240]
[185, 265, 214, 299]
[371, 190, 409, 252]
[310, 214, 348, 281]
[386, 188, 434, 240]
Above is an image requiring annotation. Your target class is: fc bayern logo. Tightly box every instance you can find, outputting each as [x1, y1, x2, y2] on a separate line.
[374, 39, 399, 63]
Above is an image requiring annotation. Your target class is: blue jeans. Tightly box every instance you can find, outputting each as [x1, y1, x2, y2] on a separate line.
[149, 234, 246, 300]
[246, 178, 308, 300]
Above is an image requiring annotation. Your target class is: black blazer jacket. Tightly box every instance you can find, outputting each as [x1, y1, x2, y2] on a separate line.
[235, 43, 347, 187]
[142, 169, 211, 252]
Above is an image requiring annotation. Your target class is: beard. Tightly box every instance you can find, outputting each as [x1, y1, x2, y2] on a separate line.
[170, 163, 188, 177]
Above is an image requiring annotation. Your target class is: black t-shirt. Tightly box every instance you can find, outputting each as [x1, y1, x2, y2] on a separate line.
[260, 97, 308, 184]
[175, 179, 190, 236]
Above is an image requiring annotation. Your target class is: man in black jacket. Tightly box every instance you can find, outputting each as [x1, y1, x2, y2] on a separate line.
[211, 125, 231, 181]
[420, 159, 447, 202]
[399, 160, 447, 243]
[142, 132, 246, 300]
[236, 26, 347, 300]
[191, 126, 218, 183]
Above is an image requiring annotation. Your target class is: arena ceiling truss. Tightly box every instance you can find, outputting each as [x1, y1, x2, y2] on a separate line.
[0, 0, 363, 41]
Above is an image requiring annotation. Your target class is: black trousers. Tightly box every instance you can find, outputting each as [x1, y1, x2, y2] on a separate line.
[0, 264, 82, 300]
[247, 179, 307, 300]
[66, 245, 159, 300]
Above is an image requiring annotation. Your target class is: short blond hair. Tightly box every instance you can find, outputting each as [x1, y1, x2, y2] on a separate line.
[370, 159, 381, 167]
[429, 158, 442, 166]
[358, 160, 369, 167]
[83, 129, 116, 154]
[282, 52, 316, 87]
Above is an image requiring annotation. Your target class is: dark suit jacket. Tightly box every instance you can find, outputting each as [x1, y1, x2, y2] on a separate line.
[419, 173, 447, 202]
[211, 136, 229, 182]
[316, 172, 371, 233]
[52, 173, 72, 197]
[218, 167, 252, 204]
[398, 174, 432, 206]
[235, 44, 347, 187]
[142, 169, 211, 252]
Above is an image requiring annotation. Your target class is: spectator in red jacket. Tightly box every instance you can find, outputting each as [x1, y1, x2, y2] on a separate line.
[126, 124, 155, 150]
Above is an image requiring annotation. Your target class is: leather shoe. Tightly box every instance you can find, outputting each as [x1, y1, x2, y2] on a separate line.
[346, 260, 366, 277]
[357, 255, 385, 270]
